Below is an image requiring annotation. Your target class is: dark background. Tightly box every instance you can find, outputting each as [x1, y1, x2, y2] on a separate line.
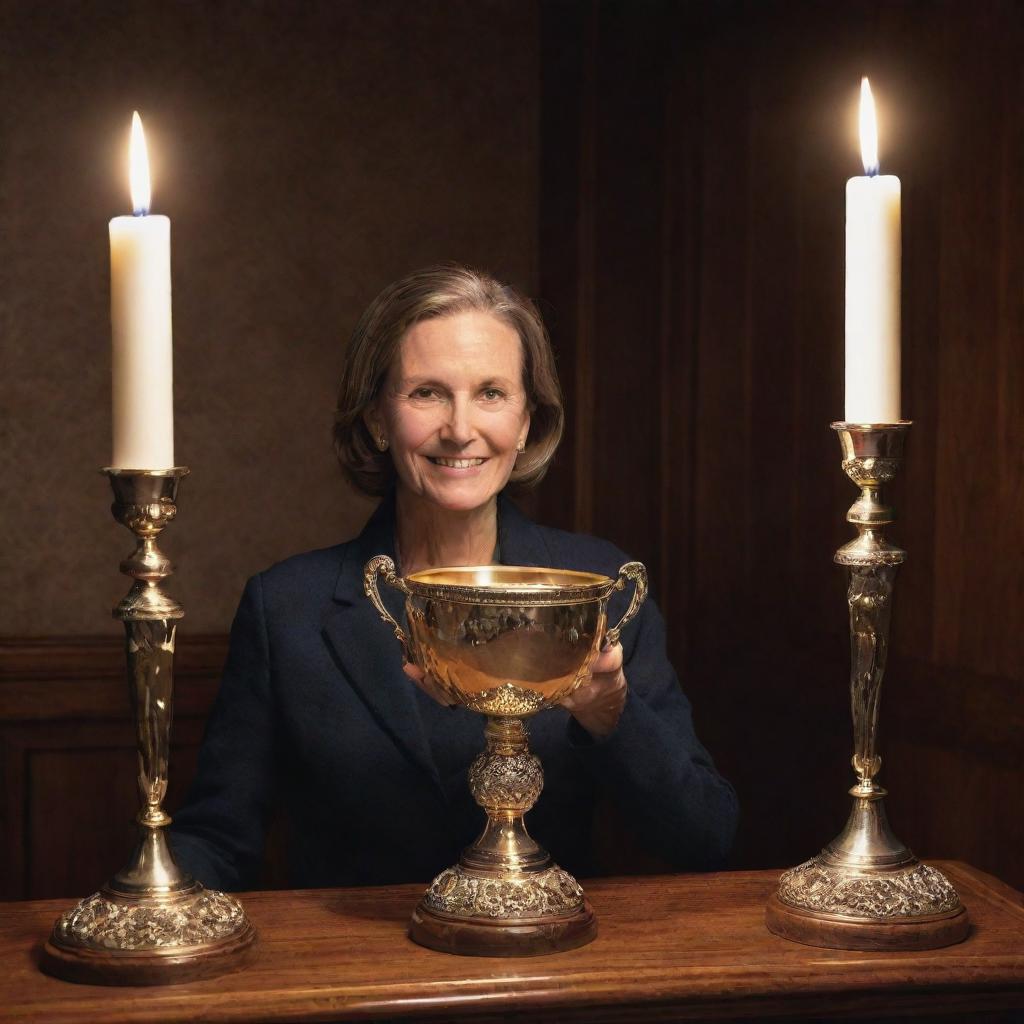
[1, 0, 1022, 900]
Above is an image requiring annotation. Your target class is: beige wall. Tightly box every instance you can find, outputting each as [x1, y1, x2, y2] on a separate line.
[0, 0, 538, 634]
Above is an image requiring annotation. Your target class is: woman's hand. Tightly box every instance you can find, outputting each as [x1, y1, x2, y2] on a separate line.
[402, 661, 457, 707]
[560, 642, 627, 740]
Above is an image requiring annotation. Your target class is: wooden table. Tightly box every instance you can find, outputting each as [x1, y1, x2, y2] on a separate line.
[3, 862, 1024, 1022]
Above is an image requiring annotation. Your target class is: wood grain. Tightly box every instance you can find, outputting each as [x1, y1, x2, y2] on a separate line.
[2, 864, 1023, 1023]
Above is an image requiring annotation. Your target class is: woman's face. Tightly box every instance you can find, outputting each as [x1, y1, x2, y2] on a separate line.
[374, 310, 531, 514]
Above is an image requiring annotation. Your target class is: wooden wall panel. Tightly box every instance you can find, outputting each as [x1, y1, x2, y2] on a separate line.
[539, 0, 1024, 887]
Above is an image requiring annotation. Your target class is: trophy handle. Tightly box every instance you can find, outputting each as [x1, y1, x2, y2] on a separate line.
[604, 561, 648, 647]
[363, 554, 413, 662]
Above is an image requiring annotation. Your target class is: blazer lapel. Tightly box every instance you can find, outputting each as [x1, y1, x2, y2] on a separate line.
[321, 496, 440, 788]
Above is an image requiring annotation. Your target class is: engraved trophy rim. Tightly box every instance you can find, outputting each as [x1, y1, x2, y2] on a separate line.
[401, 564, 618, 605]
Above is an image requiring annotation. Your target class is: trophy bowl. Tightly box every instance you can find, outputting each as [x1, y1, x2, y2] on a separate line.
[365, 557, 647, 957]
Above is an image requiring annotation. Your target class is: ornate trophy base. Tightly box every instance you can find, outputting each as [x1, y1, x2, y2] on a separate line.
[410, 863, 596, 957]
[41, 880, 256, 986]
[766, 792, 969, 951]
[408, 716, 598, 957]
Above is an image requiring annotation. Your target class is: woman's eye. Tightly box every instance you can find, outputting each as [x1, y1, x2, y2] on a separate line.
[410, 387, 437, 400]
[481, 388, 504, 401]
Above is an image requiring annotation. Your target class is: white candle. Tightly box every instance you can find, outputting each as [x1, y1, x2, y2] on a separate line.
[845, 78, 901, 424]
[110, 111, 174, 469]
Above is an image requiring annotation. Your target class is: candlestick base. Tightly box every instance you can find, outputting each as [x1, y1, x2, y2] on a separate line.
[765, 793, 969, 951]
[41, 879, 256, 986]
[41, 468, 256, 985]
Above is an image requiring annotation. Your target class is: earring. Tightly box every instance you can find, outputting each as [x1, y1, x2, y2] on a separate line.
[377, 436, 389, 452]
[516, 439, 526, 453]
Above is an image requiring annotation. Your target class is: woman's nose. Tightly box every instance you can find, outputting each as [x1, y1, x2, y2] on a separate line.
[439, 396, 476, 446]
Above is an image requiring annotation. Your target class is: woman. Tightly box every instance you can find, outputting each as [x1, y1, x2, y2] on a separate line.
[171, 265, 737, 891]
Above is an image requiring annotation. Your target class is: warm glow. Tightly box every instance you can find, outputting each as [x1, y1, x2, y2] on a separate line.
[129, 111, 151, 215]
[859, 77, 879, 175]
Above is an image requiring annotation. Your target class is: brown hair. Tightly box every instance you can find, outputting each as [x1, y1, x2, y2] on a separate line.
[333, 264, 564, 497]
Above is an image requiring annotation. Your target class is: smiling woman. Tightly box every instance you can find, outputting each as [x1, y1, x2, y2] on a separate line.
[170, 265, 738, 895]
[372, 311, 532, 544]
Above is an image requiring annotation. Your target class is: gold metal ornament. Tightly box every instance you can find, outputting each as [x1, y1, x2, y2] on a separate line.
[41, 469, 256, 986]
[766, 424, 969, 950]
[364, 557, 648, 956]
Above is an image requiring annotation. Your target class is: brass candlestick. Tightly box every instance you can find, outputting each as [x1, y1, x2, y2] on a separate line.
[41, 469, 255, 986]
[766, 423, 969, 951]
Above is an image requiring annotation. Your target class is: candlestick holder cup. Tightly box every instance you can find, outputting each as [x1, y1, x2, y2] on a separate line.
[365, 557, 647, 956]
[41, 469, 255, 985]
[766, 423, 969, 950]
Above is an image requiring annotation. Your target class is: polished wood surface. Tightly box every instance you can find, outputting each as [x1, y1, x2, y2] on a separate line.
[3, 863, 1024, 1023]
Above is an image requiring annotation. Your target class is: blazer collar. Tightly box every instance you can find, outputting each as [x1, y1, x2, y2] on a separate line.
[323, 491, 554, 786]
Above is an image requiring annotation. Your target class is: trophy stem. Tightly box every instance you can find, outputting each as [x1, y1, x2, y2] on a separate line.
[409, 715, 596, 956]
[459, 717, 549, 874]
[41, 469, 255, 986]
[766, 423, 969, 951]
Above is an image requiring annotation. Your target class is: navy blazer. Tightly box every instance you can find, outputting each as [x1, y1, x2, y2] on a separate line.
[171, 494, 738, 891]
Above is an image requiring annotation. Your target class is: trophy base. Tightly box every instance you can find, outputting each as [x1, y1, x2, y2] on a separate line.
[409, 863, 597, 957]
[765, 892, 969, 951]
[41, 882, 257, 986]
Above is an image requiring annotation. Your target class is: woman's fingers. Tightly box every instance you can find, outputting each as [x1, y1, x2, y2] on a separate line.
[403, 662, 426, 683]
[590, 642, 623, 676]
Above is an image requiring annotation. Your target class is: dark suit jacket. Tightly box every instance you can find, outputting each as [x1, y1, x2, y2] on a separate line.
[170, 494, 738, 891]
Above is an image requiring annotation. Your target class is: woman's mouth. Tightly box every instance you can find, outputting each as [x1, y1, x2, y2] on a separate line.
[427, 456, 487, 469]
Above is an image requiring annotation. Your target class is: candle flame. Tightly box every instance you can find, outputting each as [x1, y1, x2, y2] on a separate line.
[859, 77, 879, 176]
[129, 111, 151, 215]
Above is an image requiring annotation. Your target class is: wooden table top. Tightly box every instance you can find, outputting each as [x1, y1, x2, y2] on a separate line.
[3, 862, 1024, 1023]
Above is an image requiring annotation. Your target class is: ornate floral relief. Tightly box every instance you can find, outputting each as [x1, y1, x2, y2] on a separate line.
[777, 859, 961, 918]
[54, 888, 248, 951]
[423, 864, 585, 919]
[835, 549, 906, 567]
[466, 683, 546, 717]
[469, 749, 543, 811]
[842, 457, 900, 485]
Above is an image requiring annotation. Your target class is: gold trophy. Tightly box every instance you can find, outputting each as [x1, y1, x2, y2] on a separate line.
[41, 470, 256, 985]
[365, 557, 648, 956]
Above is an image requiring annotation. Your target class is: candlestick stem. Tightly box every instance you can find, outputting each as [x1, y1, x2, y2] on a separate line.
[766, 423, 969, 951]
[41, 469, 255, 985]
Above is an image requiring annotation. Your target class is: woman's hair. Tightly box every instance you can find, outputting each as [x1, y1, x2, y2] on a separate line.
[333, 264, 564, 497]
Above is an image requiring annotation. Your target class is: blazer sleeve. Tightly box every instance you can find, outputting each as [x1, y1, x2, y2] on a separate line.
[567, 596, 739, 870]
[170, 574, 278, 891]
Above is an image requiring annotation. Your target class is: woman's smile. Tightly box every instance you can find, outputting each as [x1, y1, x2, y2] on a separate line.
[426, 455, 488, 470]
